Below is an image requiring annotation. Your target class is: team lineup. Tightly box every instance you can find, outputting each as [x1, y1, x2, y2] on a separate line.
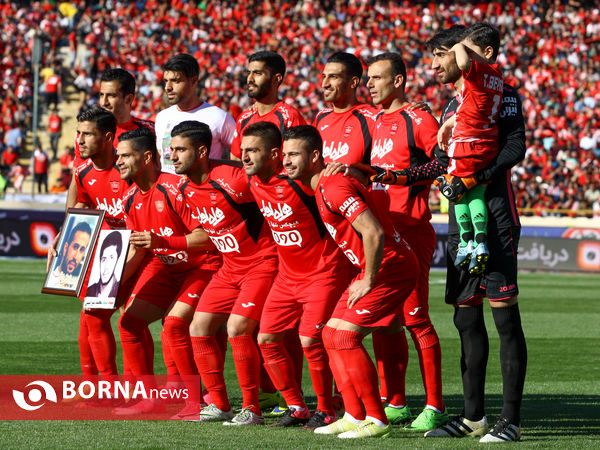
[47, 22, 527, 443]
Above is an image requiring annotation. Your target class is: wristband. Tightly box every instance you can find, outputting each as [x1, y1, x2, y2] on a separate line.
[155, 234, 188, 250]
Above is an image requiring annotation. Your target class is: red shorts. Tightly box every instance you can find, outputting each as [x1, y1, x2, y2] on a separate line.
[331, 252, 417, 328]
[391, 218, 434, 326]
[259, 271, 350, 339]
[131, 257, 215, 310]
[448, 140, 497, 177]
[196, 259, 277, 322]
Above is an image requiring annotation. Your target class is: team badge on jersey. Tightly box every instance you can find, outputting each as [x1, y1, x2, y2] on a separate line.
[343, 125, 353, 137]
[209, 192, 218, 205]
[275, 185, 285, 199]
[390, 122, 399, 135]
[110, 180, 120, 193]
[155, 200, 164, 213]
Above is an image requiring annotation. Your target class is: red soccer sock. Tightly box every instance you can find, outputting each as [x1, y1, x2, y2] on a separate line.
[409, 322, 444, 412]
[161, 329, 180, 378]
[322, 326, 364, 420]
[191, 336, 230, 411]
[372, 330, 387, 401]
[85, 309, 118, 376]
[78, 310, 98, 376]
[259, 342, 305, 408]
[118, 313, 153, 375]
[375, 330, 408, 407]
[216, 332, 228, 372]
[303, 342, 334, 416]
[229, 335, 261, 415]
[164, 316, 202, 404]
[284, 330, 304, 391]
[335, 329, 387, 423]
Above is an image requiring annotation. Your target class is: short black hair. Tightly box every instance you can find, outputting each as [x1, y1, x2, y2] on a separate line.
[243, 121, 282, 151]
[283, 125, 323, 153]
[119, 127, 158, 162]
[462, 22, 501, 61]
[100, 68, 136, 96]
[426, 25, 467, 51]
[76, 107, 117, 135]
[67, 220, 92, 245]
[367, 52, 407, 80]
[163, 53, 199, 79]
[248, 51, 286, 78]
[326, 52, 363, 79]
[100, 231, 123, 258]
[171, 120, 212, 151]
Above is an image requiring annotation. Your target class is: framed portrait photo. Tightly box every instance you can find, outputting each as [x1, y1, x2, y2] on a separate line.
[84, 229, 131, 309]
[42, 208, 105, 297]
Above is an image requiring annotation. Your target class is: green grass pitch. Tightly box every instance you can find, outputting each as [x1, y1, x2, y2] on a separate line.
[0, 259, 598, 448]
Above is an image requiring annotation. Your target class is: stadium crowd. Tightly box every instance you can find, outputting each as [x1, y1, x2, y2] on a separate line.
[5, 0, 537, 442]
[1, 1, 599, 214]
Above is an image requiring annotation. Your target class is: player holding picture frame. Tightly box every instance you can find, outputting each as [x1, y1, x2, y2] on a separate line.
[42, 208, 105, 297]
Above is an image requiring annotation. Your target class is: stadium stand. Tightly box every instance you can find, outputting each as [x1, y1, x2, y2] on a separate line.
[2, 1, 599, 216]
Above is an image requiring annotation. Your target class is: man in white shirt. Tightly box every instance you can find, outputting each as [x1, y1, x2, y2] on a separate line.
[155, 54, 236, 171]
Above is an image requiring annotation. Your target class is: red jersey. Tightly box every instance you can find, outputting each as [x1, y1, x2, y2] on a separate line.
[45, 74, 61, 93]
[370, 106, 439, 229]
[313, 104, 378, 165]
[75, 155, 132, 229]
[316, 173, 406, 269]
[179, 163, 277, 273]
[230, 101, 306, 159]
[122, 172, 221, 271]
[48, 114, 62, 133]
[249, 169, 348, 280]
[74, 116, 155, 168]
[453, 59, 503, 143]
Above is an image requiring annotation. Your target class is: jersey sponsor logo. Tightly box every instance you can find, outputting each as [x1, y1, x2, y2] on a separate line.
[241, 302, 255, 308]
[260, 201, 293, 222]
[271, 229, 303, 247]
[392, 229, 402, 243]
[355, 309, 371, 315]
[340, 196, 359, 218]
[408, 306, 421, 316]
[109, 181, 120, 193]
[499, 95, 519, 118]
[95, 197, 124, 218]
[324, 222, 337, 239]
[371, 138, 394, 159]
[320, 124, 329, 131]
[192, 206, 225, 227]
[88, 179, 97, 186]
[158, 226, 174, 237]
[155, 200, 164, 213]
[344, 249, 360, 266]
[209, 233, 240, 253]
[157, 251, 188, 265]
[323, 141, 350, 161]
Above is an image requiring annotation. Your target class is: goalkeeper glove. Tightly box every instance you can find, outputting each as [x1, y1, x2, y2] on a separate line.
[351, 163, 408, 185]
[435, 174, 477, 202]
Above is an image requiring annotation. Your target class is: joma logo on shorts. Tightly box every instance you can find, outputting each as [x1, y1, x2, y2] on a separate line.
[499, 284, 516, 293]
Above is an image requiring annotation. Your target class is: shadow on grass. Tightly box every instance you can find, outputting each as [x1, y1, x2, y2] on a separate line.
[300, 393, 600, 437]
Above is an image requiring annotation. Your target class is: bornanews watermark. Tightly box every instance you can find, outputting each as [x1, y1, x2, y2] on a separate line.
[1, 376, 196, 420]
